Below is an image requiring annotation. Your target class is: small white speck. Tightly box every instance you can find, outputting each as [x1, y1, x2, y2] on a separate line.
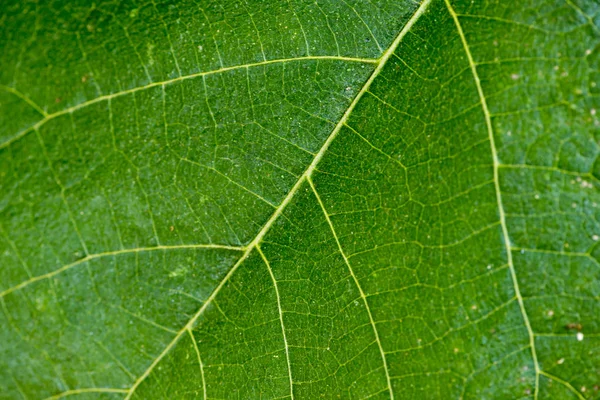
[506, 130, 512, 136]
[572, 202, 578, 208]
[582, 387, 587, 392]
[586, 49, 592, 56]
[557, 358, 565, 364]
[547, 310, 554, 317]
[592, 108, 597, 116]
[534, 194, 540, 199]
[577, 332, 584, 341]
[197, 45, 203, 51]
[487, 264, 492, 270]
[471, 305, 477, 310]
[511, 73, 520, 80]
[593, 235, 599, 241]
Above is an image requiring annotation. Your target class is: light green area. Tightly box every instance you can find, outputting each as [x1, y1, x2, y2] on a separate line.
[1, 0, 599, 398]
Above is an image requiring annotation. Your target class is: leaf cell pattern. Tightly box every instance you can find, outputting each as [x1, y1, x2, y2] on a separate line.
[1, 0, 600, 399]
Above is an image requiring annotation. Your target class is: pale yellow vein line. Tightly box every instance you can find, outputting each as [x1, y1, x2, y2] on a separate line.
[34, 127, 89, 256]
[511, 246, 592, 258]
[9, 375, 27, 400]
[43, 388, 128, 400]
[565, 0, 600, 35]
[0, 223, 32, 277]
[539, 371, 586, 400]
[459, 345, 531, 400]
[444, 1, 541, 398]
[125, 246, 248, 399]
[308, 176, 394, 399]
[499, 163, 600, 183]
[0, 244, 243, 298]
[0, 84, 48, 117]
[257, 245, 294, 399]
[182, 157, 278, 207]
[112, 304, 177, 334]
[0, 56, 377, 151]
[187, 328, 208, 400]
[124, 2, 431, 395]
[150, 0, 182, 77]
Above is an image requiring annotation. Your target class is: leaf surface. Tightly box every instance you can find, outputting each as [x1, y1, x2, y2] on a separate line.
[1, 0, 599, 399]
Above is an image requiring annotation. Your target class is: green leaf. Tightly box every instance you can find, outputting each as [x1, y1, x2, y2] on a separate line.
[1, 0, 599, 398]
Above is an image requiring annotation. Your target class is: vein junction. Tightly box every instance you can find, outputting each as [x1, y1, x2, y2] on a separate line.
[0, 244, 243, 298]
[0, 0, 595, 399]
[0, 56, 376, 150]
[123, 1, 433, 397]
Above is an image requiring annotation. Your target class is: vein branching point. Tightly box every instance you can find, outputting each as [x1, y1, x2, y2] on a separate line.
[125, 1, 432, 396]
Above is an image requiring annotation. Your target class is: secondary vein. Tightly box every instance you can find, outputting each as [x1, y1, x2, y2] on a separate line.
[187, 328, 208, 400]
[123, 0, 433, 396]
[308, 176, 394, 399]
[257, 245, 294, 399]
[0, 244, 243, 298]
[0, 55, 377, 150]
[444, 0, 541, 397]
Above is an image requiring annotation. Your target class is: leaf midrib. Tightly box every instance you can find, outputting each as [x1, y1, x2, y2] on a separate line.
[123, 0, 433, 397]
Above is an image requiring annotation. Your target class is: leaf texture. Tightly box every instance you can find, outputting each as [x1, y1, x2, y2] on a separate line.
[1, 0, 600, 399]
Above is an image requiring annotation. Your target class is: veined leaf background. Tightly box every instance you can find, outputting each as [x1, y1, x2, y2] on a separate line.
[1, 0, 599, 398]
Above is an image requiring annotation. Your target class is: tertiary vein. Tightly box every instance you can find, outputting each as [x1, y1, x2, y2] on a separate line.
[123, 0, 433, 397]
[43, 388, 129, 400]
